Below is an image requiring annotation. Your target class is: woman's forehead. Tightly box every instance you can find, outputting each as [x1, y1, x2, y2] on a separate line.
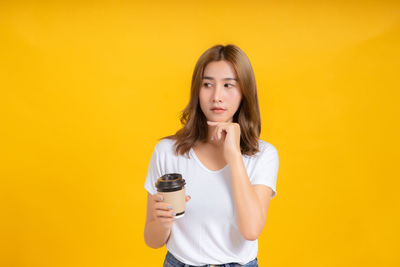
[203, 61, 237, 79]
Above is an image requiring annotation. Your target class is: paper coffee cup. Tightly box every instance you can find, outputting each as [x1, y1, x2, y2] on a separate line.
[155, 173, 186, 219]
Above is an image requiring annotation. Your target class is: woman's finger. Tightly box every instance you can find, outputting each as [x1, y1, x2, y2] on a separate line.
[156, 209, 175, 218]
[210, 124, 218, 141]
[218, 125, 229, 140]
[153, 194, 164, 202]
[217, 127, 223, 140]
[207, 121, 216, 141]
[214, 125, 220, 141]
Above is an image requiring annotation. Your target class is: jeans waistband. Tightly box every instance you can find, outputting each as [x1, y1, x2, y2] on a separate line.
[165, 251, 258, 267]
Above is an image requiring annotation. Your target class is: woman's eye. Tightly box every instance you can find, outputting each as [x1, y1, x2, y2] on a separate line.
[203, 83, 212, 87]
[225, 83, 233, 88]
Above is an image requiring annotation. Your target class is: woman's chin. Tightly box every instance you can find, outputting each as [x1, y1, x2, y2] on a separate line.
[206, 116, 232, 123]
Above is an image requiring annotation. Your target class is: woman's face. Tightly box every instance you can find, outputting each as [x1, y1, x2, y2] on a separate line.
[199, 60, 242, 123]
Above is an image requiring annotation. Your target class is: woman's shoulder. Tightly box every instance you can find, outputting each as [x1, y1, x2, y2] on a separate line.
[245, 139, 278, 159]
[153, 137, 176, 154]
[258, 139, 277, 152]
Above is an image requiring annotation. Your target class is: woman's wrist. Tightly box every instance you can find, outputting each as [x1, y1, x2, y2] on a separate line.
[227, 150, 242, 165]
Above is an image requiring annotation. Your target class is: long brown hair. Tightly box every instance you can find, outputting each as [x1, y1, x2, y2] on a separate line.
[162, 44, 261, 157]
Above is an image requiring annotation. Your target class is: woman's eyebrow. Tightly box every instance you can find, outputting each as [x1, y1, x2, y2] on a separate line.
[202, 76, 237, 81]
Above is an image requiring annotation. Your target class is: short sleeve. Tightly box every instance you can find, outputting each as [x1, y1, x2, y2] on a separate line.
[250, 144, 279, 199]
[144, 145, 162, 195]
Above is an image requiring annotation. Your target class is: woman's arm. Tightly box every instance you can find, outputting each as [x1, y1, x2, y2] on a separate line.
[206, 121, 273, 241]
[144, 193, 171, 248]
[229, 154, 273, 241]
[144, 192, 191, 248]
[144, 220, 171, 248]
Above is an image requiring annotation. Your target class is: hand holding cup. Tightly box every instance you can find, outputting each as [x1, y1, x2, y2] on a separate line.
[152, 194, 191, 229]
[153, 173, 188, 229]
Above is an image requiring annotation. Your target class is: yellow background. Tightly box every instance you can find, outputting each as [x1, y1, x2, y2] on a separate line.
[1, 1, 399, 266]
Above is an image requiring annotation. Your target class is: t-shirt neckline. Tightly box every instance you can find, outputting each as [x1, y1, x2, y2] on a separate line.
[189, 147, 229, 174]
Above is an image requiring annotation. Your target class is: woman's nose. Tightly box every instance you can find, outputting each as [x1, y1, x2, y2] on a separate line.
[212, 85, 223, 102]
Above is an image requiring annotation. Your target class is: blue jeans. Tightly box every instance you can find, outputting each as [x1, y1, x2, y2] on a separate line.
[163, 251, 259, 267]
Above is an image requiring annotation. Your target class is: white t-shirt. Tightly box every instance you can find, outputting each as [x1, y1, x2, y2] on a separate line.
[144, 138, 279, 265]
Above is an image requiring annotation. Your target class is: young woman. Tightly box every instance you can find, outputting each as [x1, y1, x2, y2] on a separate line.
[144, 44, 279, 267]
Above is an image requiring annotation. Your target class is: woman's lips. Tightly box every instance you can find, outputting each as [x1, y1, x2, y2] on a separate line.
[211, 108, 225, 114]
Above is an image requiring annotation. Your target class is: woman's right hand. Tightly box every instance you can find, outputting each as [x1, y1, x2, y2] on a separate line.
[152, 194, 191, 229]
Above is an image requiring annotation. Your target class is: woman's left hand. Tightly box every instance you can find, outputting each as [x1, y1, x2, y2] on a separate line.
[207, 121, 241, 163]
